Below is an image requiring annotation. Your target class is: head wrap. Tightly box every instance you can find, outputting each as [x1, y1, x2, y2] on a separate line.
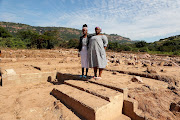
[82, 27, 88, 31]
[95, 26, 102, 32]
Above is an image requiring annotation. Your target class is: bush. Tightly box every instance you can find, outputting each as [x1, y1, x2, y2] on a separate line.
[0, 26, 12, 38]
[139, 47, 149, 52]
[135, 41, 147, 48]
[173, 51, 180, 55]
[67, 38, 79, 48]
[123, 46, 132, 51]
[0, 37, 26, 48]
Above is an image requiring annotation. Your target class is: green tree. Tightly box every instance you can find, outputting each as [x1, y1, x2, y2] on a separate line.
[0, 26, 12, 38]
[135, 41, 147, 48]
[67, 38, 79, 48]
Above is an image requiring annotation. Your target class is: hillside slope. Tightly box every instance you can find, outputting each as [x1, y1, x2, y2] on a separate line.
[0, 21, 131, 42]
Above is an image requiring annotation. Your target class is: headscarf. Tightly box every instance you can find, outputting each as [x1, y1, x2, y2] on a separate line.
[82, 27, 88, 31]
[95, 26, 102, 32]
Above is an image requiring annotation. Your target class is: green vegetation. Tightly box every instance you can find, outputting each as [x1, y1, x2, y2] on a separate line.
[0, 21, 180, 55]
[107, 36, 180, 55]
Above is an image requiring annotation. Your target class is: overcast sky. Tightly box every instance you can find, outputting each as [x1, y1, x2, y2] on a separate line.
[0, 0, 180, 42]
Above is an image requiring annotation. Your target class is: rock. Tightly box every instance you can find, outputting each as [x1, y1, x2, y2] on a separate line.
[142, 63, 149, 67]
[109, 59, 115, 63]
[178, 101, 180, 105]
[112, 71, 117, 75]
[143, 84, 151, 89]
[127, 60, 135, 65]
[11, 58, 17, 62]
[151, 62, 157, 67]
[116, 59, 120, 64]
[139, 54, 151, 59]
[31, 65, 41, 71]
[5, 69, 16, 75]
[114, 63, 119, 66]
[48, 62, 51, 65]
[170, 102, 180, 112]
[147, 67, 157, 74]
[131, 76, 143, 83]
[111, 55, 115, 58]
[160, 69, 167, 73]
[167, 84, 176, 90]
[145, 54, 151, 58]
[164, 62, 172, 66]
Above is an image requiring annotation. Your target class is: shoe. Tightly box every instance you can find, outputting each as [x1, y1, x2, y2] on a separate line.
[80, 75, 83, 78]
[83, 75, 87, 78]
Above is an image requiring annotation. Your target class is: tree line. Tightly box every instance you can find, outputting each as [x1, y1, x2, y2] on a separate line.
[0, 26, 180, 55]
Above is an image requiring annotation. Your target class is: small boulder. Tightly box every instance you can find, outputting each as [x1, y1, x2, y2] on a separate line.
[109, 59, 115, 63]
[131, 76, 143, 83]
[112, 71, 117, 75]
[160, 69, 167, 73]
[114, 63, 119, 66]
[116, 59, 120, 64]
[167, 84, 176, 90]
[127, 60, 135, 65]
[170, 102, 180, 112]
[147, 67, 157, 74]
[111, 55, 115, 58]
[11, 58, 17, 62]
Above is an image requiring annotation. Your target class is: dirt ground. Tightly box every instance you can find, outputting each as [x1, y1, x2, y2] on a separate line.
[0, 49, 180, 120]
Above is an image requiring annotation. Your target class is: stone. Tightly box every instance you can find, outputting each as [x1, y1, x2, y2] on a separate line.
[112, 71, 117, 75]
[110, 59, 115, 63]
[114, 63, 119, 66]
[167, 84, 176, 90]
[151, 62, 157, 67]
[5, 69, 16, 75]
[147, 67, 157, 74]
[131, 76, 143, 83]
[11, 58, 17, 62]
[31, 65, 41, 71]
[116, 59, 120, 64]
[145, 54, 151, 58]
[127, 60, 135, 65]
[160, 69, 167, 73]
[170, 102, 180, 112]
[111, 55, 115, 58]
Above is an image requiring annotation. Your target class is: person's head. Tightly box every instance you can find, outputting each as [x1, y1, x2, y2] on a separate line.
[82, 24, 88, 35]
[95, 27, 101, 35]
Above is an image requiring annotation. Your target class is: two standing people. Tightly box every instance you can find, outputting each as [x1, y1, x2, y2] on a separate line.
[78, 24, 108, 79]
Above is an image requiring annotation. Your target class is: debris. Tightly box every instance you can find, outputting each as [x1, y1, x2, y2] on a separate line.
[5, 69, 16, 75]
[170, 102, 180, 112]
[31, 65, 41, 71]
[131, 76, 143, 83]
[111, 55, 115, 58]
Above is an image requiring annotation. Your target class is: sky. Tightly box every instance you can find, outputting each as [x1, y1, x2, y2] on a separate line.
[0, 0, 180, 42]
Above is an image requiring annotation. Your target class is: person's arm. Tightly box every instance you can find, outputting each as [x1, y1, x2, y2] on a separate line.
[78, 37, 82, 57]
[102, 35, 108, 50]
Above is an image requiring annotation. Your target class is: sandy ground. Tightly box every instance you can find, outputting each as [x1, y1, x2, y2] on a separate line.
[0, 49, 180, 120]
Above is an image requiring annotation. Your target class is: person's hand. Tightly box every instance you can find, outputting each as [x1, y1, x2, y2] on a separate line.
[104, 46, 107, 50]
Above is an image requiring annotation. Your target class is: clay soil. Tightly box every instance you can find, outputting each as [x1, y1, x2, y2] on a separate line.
[0, 49, 180, 120]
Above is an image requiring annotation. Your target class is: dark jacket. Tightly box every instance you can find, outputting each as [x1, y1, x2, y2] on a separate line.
[78, 34, 94, 52]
